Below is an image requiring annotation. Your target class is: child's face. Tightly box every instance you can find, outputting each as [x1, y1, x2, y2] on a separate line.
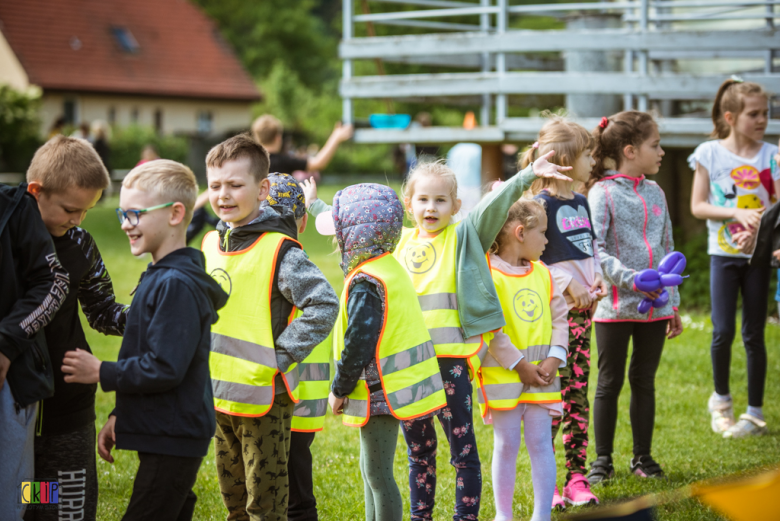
[521, 212, 548, 261]
[405, 176, 461, 237]
[119, 187, 176, 260]
[633, 128, 664, 176]
[571, 149, 595, 184]
[31, 184, 102, 237]
[729, 95, 769, 142]
[207, 157, 270, 226]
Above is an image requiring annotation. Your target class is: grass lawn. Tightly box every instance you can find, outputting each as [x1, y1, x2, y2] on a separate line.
[81, 184, 779, 520]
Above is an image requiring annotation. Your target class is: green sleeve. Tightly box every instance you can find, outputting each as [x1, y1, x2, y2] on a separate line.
[463, 164, 536, 253]
[307, 198, 331, 218]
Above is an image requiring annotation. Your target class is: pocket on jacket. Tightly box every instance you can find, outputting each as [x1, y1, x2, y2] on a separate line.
[463, 266, 495, 302]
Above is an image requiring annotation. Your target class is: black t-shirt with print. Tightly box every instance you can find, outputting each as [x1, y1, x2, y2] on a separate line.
[534, 191, 596, 265]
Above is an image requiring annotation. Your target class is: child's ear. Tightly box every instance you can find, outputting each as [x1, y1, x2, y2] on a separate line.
[622, 144, 636, 161]
[170, 202, 187, 226]
[723, 110, 735, 127]
[258, 178, 271, 201]
[513, 223, 525, 243]
[27, 181, 44, 200]
[299, 213, 308, 234]
[403, 196, 412, 211]
[453, 198, 462, 215]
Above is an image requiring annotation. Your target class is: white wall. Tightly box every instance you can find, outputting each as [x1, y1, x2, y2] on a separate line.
[0, 30, 30, 91]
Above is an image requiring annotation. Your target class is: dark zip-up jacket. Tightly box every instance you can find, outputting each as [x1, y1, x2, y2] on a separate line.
[0, 184, 69, 407]
[99, 248, 228, 458]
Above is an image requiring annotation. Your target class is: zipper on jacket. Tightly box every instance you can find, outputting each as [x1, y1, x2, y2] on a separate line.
[612, 286, 619, 310]
[31, 340, 46, 371]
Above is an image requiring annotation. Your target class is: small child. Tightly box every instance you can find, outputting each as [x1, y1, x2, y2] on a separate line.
[61, 160, 228, 520]
[263, 173, 332, 521]
[479, 198, 570, 521]
[689, 78, 780, 438]
[0, 182, 68, 521]
[524, 117, 607, 508]
[24, 135, 128, 521]
[319, 183, 446, 521]
[587, 111, 683, 483]
[202, 135, 338, 520]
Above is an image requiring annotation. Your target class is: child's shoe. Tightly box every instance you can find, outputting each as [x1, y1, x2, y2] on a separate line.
[586, 456, 614, 485]
[551, 486, 566, 511]
[723, 414, 767, 439]
[630, 454, 665, 479]
[563, 473, 599, 506]
[708, 393, 735, 434]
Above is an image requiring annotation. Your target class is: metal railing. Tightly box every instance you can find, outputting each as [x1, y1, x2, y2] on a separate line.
[340, 0, 780, 144]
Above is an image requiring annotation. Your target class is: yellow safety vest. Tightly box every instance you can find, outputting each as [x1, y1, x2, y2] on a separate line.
[395, 225, 487, 377]
[477, 259, 561, 417]
[202, 231, 301, 417]
[333, 253, 447, 427]
[288, 307, 332, 432]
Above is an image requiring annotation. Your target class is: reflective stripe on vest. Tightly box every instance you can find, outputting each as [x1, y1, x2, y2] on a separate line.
[288, 307, 332, 432]
[477, 260, 560, 417]
[202, 231, 301, 417]
[395, 225, 484, 360]
[333, 253, 447, 427]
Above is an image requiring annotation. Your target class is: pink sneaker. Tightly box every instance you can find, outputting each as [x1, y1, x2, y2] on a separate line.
[552, 485, 566, 511]
[563, 474, 599, 507]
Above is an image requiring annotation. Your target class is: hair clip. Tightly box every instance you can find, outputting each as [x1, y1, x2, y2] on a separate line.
[599, 117, 609, 129]
[532, 142, 539, 149]
[730, 74, 744, 83]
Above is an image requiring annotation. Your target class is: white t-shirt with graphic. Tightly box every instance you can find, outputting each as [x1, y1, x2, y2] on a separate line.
[688, 140, 779, 258]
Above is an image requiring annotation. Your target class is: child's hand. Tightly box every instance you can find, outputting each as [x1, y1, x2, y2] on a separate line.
[301, 178, 318, 208]
[62, 349, 101, 384]
[329, 392, 346, 416]
[591, 273, 608, 301]
[667, 309, 683, 339]
[733, 229, 756, 253]
[98, 415, 117, 463]
[538, 357, 560, 386]
[566, 279, 593, 309]
[515, 359, 547, 387]
[733, 207, 764, 230]
[532, 150, 574, 181]
[773, 249, 780, 263]
[331, 121, 355, 143]
[0, 351, 9, 390]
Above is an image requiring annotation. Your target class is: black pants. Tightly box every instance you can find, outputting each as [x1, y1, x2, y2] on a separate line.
[710, 255, 769, 407]
[24, 423, 98, 521]
[288, 431, 318, 521]
[122, 452, 202, 521]
[593, 320, 668, 457]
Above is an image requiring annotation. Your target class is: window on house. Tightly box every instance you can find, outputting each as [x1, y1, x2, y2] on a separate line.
[131, 107, 139, 123]
[111, 27, 140, 53]
[63, 98, 77, 125]
[108, 106, 116, 125]
[154, 109, 163, 133]
[197, 111, 213, 135]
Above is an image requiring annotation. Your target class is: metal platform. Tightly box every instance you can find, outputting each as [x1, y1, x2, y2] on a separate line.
[340, 0, 780, 147]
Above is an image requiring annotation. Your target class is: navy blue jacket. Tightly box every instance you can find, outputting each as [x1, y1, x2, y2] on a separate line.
[99, 247, 228, 458]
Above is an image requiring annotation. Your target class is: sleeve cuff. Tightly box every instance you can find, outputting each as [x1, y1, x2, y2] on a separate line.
[99, 361, 118, 392]
[507, 354, 525, 371]
[549, 345, 568, 367]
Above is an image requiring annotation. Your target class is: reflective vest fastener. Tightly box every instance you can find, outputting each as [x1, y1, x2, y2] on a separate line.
[288, 306, 332, 432]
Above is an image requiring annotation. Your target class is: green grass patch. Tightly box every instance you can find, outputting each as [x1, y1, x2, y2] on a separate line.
[81, 188, 779, 520]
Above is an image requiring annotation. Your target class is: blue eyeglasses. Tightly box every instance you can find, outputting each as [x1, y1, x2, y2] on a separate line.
[115, 202, 175, 226]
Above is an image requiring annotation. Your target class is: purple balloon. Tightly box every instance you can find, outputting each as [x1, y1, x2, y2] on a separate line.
[660, 273, 684, 287]
[635, 269, 662, 292]
[658, 251, 686, 275]
[652, 289, 670, 308]
[637, 298, 654, 314]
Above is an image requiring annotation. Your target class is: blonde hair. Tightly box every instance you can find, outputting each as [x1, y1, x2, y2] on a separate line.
[711, 78, 770, 139]
[206, 133, 270, 183]
[251, 114, 283, 146]
[490, 198, 546, 254]
[27, 135, 110, 193]
[521, 114, 593, 196]
[402, 159, 458, 204]
[122, 160, 198, 223]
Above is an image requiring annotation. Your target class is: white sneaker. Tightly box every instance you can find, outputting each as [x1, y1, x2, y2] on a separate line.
[723, 414, 768, 439]
[708, 394, 735, 434]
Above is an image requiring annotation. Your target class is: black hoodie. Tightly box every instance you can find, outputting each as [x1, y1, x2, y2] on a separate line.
[99, 247, 228, 458]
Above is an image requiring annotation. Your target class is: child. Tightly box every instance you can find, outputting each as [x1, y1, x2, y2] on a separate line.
[586, 111, 683, 483]
[689, 78, 780, 438]
[478, 198, 569, 521]
[525, 117, 607, 508]
[320, 183, 446, 521]
[0, 182, 68, 521]
[202, 135, 338, 520]
[61, 160, 228, 520]
[263, 173, 331, 521]
[24, 136, 128, 521]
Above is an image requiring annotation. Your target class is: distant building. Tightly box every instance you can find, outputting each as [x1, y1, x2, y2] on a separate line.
[0, 0, 261, 137]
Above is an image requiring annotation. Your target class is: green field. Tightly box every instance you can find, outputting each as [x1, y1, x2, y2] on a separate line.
[80, 185, 779, 520]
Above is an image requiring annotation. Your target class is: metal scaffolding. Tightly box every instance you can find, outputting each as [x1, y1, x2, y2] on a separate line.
[340, 0, 780, 147]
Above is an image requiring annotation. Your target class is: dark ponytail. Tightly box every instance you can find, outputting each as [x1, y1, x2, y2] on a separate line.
[587, 111, 657, 189]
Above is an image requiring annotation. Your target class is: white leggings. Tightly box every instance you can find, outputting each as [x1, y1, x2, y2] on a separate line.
[491, 404, 556, 521]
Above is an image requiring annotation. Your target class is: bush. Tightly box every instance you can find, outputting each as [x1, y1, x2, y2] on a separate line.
[0, 85, 43, 172]
[110, 125, 189, 170]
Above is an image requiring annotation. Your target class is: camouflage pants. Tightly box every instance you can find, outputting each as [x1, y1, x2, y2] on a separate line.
[214, 393, 294, 521]
[551, 308, 592, 483]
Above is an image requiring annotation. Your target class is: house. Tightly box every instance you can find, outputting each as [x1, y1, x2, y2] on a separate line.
[0, 0, 261, 137]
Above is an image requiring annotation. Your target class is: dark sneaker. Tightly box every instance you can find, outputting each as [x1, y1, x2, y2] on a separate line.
[630, 454, 665, 479]
[587, 456, 615, 485]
